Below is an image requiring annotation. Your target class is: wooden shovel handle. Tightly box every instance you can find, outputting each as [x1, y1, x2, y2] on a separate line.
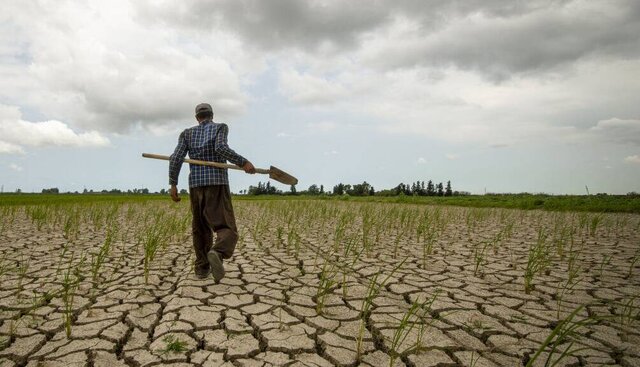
[142, 153, 270, 174]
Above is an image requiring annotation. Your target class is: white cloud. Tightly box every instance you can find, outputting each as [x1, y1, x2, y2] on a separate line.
[276, 132, 290, 138]
[624, 155, 640, 164]
[2, 0, 252, 134]
[0, 104, 110, 152]
[0, 141, 25, 155]
[590, 118, 640, 145]
[445, 154, 458, 160]
[417, 157, 427, 164]
[9, 163, 23, 172]
[323, 150, 339, 156]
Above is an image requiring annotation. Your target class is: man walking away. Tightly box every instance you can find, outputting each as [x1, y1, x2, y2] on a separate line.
[169, 103, 255, 282]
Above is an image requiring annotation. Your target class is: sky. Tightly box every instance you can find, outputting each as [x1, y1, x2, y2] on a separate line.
[1, 0, 639, 195]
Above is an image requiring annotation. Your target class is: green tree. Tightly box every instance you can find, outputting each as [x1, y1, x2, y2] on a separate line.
[445, 181, 452, 196]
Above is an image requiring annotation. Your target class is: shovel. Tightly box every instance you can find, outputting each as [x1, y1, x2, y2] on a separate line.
[142, 153, 298, 186]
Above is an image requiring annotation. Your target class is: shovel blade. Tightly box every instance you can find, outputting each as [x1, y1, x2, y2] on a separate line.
[269, 165, 298, 185]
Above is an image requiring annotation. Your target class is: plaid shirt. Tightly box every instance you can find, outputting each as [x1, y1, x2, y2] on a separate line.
[169, 120, 247, 188]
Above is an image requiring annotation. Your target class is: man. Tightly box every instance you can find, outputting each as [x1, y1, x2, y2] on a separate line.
[169, 102, 255, 282]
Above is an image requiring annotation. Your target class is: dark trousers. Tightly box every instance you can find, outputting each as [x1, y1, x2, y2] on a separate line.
[189, 185, 238, 271]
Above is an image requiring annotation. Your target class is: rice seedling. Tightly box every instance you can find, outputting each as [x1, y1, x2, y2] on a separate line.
[62, 252, 85, 338]
[334, 211, 354, 252]
[90, 224, 118, 288]
[62, 207, 80, 240]
[388, 300, 421, 366]
[421, 225, 438, 268]
[341, 235, 364, 299]
[16, 254, 30, 295]
[473, 241, 490, 277]
[625, 247, 640, 279]
[276, 226, 284, 248]
[525, 305, 597, 367]
[286, 226, 301, 258]
[160, 334, 188, 354]
[387, 289, 440, 366]
[589, 213, 603, 236]
[596, 254, 611, 279]
[356, 258, 407, 361]
[524, 227, 551, 294]
[614, 296, 639, 327]
[555, 247, 583, 319]
[315, 257, 338, 315]
[139, 212, 171, 284]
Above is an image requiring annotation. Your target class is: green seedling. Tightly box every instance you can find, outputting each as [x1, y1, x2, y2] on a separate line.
[615, 296, 639, 327]
[524, 227, 551, 294]
[140, 213, 171, 284]
[90, 224, 118, 288]
[556, 249, 583, 319]
[626, 247, 640, 279]
[315, 257, 338, 315]
[526, 305, 597, 367]
[341, 235, 364, 299]
[62, 252, 85, 338]
[160, 334, 188, 354]
[388, 290, 440, 367]
[356, 258, 407, 361]
[473, 241, 490, 277]
[596, 254, 612, 279]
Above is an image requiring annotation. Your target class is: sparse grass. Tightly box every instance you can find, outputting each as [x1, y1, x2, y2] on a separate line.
[160, 334, 188, 354]
[526, 305, 597, 367]
[524, 227, 552, 293]
[626, 247, 640, 279]
[315, 257, 338, 315]
[356, 258, 407, 361]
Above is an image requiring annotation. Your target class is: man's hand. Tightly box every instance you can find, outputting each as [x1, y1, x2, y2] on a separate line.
[243, 161, 256, 174]
[170, 185, 181, 202]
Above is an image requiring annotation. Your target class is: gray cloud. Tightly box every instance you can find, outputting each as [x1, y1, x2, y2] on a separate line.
[137, 0, 640, 79]
[590, 118, 640, 145]
[136, 0, 389, 51]
[363, 1, 640, 79]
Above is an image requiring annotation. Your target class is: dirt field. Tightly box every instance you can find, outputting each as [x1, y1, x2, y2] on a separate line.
[0, 200, 639, 367]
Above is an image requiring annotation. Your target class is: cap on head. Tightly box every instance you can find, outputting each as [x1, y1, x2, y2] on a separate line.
[195, 103, 213, 115]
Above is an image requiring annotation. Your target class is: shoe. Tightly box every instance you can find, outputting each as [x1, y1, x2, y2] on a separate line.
[207, 250, 225, 282]
[195, 267, 210, 279]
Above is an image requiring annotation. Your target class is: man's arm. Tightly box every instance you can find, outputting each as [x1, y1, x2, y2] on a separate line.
[169, 130, 188, 202]
[215, 124, 255, 173]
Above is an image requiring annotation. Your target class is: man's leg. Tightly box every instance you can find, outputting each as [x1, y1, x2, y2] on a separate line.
[202, 185, 238, 261]
[190, 186, 213, 277]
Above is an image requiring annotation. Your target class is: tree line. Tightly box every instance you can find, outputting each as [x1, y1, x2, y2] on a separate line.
[246, 180, 469, 197]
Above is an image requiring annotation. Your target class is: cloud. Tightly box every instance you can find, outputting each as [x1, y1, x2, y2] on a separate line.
[361, 2, 640, 79]
[417, 157, 427, 164]
[445, 154, 458, 160]
[2, 0, 249, 134]
[279, 70, 348, 105]
[0, 104, 109, 153]
[625, 155, 640, 164]
[9, 163, 23, 172]
[590, 118, 640, 145]
[0, 141, 25, 155]
[137, 1, 640, 79]
[136, 0, 390, 52]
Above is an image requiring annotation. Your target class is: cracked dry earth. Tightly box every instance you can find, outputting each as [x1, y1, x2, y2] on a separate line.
[0, 200, 639, 367]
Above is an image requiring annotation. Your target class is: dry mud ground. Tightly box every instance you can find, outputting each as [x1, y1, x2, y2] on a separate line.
[0, 201, 639, 367]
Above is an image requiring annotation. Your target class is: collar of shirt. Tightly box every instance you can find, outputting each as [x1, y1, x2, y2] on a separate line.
[199, 119, 213, 126]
